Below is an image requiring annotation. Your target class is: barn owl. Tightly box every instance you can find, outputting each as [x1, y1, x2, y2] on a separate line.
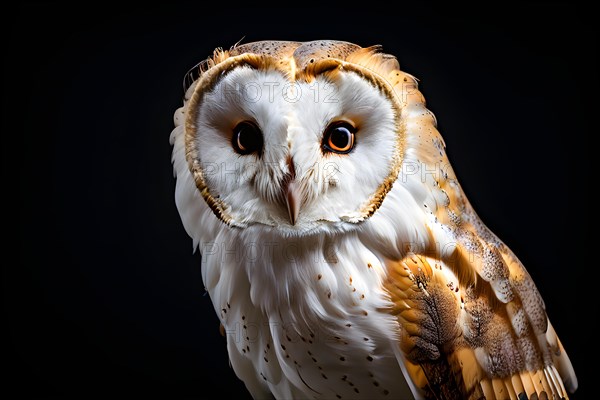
[170, 40, 577, 399]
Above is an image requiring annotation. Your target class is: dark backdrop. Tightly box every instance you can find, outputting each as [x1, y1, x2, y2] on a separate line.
[4, 3, 594, 398]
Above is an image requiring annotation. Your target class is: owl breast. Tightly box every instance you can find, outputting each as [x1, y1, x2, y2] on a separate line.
[204, 229, 417, 399]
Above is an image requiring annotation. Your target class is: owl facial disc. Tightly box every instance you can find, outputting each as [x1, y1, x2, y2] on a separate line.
[184, 41, 405, 233]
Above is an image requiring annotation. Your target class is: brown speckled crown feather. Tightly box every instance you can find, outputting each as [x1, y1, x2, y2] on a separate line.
[229, 40, 362, 69]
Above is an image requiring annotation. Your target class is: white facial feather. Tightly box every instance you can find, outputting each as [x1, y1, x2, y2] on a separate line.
[192, 67, 398, 235]
[195, 68, 289, 224]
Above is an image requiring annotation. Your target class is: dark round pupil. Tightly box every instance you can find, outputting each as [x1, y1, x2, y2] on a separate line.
[234, 122, 262, 154]
[330, 127, 351, 148]
[238, 126, 256, 149]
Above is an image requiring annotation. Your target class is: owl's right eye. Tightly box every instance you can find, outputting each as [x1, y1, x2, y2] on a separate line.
[322, 121, 356, 154]
[232, 121, 263, 156]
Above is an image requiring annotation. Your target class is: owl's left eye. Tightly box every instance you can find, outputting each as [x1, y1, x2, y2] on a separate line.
[232, 121, 263, 156]
[322, 121, 356, 154]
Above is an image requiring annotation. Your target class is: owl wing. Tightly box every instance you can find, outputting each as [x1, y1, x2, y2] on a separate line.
[381, 96, 577, 400]
[385, 231, 577, 400]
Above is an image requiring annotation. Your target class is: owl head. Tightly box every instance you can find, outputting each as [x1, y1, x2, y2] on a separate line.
[172, 40, 426, 236]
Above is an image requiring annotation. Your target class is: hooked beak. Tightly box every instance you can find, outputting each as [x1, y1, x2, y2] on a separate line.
[283, 156, 300, 225]
[285, 181, 300, 226]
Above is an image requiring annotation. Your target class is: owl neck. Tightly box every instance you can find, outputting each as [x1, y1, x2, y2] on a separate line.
[200, 194, 432, 327]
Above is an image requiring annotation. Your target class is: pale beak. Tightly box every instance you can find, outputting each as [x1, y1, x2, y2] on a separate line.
[283, 156, 300, 225]
[285, 180, 300, 226]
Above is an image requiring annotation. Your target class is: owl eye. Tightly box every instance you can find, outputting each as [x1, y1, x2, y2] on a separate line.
[232, 121, 263, 156]
[322, 121, 356, 154]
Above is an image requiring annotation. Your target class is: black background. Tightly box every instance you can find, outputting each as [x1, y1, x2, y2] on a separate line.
[4, 3, 594, 398]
